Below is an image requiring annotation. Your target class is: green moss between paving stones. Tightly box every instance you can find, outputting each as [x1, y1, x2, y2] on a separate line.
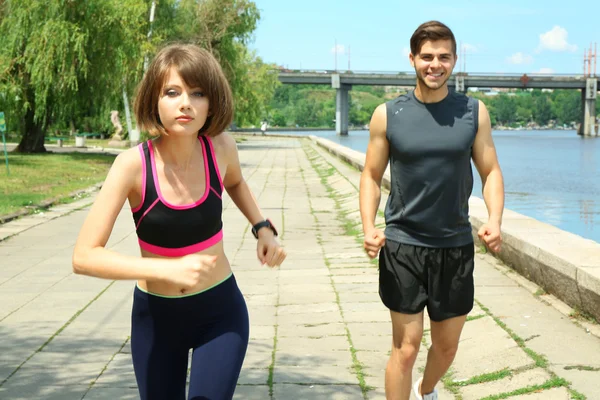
[302, 144, 374, 398]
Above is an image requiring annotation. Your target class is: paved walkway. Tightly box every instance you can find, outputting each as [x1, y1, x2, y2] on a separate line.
[0, 137, 599, 399]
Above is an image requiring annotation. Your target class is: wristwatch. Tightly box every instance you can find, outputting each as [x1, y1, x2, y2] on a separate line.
[252, 219, 278, 239]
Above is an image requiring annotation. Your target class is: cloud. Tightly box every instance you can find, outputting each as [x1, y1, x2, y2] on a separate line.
[331, 44, 345, 55]
[401, 47, 411, 56]
[507, 52, 533, 64]
[535, 67, 555, 74]
[536, 26, 577, 52]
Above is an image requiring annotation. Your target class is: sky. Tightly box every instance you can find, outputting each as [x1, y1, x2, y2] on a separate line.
[249, 0, 599, 75]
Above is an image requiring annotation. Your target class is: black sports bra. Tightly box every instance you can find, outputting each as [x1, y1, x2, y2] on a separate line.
[131, 136, 223, 257]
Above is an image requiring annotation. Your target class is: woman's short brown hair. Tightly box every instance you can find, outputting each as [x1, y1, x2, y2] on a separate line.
[410, 21, 457, 56]
[134, 43, 234, 137]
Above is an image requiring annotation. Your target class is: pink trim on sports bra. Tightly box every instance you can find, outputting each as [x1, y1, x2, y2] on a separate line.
[138, 229, 223, 257]
[131, 144, 147, 213]
[148, 139, 210, 210]
[210, 186, 222, 200]
[205, 136, 224, 192]
[135, 198, 160, 230]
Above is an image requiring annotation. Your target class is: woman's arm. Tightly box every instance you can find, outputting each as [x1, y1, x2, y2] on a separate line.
[72, 149, 173, 281]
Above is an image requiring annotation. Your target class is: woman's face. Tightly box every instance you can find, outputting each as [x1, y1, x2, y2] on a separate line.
[157, 68, 210, 136]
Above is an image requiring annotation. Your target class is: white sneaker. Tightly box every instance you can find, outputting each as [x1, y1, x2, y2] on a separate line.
[413, 377, 439, 400]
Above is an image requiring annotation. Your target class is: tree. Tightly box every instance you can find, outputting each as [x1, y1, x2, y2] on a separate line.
[533, 95, 552, 126]
[0, 0, 148, 152]
[294, 100, 322, 127]
[515, 106, 532, 124]
[271, 110, 287, 127]
[552, 90, 580, 125]
[232, 48, 280, 127]
[494, 94, 517, 125]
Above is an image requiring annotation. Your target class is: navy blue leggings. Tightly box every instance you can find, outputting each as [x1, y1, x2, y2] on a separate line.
[131, 274, 249, 400]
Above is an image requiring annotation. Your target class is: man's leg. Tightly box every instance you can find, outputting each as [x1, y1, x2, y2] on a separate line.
[419, 314, 467, 395]
[378, 240, 429, 400]
[386, 310, 424, 400]
[418, 243, 475, 395]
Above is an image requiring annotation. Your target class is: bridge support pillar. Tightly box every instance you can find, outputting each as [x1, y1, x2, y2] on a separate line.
[332, 74, 351, 136]
[455, 74, 465, 93]
[579, 78, 597, 137]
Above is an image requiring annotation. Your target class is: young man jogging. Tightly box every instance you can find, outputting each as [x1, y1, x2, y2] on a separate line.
[359, 20, 505, 400]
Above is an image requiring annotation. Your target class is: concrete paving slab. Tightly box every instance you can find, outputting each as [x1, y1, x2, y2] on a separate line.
[278, 303, 340, 314]
[0, 384, 87, 400]
[273, 383, 364, 399]
[232, 385, 270, 400]
[278, 322, 347, 338]
[273, 365, 358, 384]
[83, 386, 140, 400]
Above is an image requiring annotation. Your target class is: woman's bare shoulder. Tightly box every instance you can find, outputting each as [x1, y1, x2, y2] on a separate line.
[113, 143, 144, 172]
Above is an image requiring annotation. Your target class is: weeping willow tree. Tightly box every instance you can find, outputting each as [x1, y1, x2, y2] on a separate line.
[0, 0, 278, 153]
[0, 0, 147, 152]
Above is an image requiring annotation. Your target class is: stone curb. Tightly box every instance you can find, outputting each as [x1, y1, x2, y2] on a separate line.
[309, 135, 600, 322]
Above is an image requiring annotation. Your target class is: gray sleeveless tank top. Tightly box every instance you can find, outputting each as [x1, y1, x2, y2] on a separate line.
[383, 89, 479, 247]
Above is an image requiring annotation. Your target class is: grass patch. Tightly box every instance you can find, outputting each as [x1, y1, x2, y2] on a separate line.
[568, 389, 587, 400]
[466, 314, 486, 322]
[447, 368, 512, 387]
[523, 334, 540, 342]
[303, 323, 328, 328]
[267, 327, 278, 398]
[478, 377, 569, 400]
[440, 368, 462, 398]
[569, 307, 598, 325]
[0, 152, 114, 216]
[564, 365, 600, 372]
[346, 327, 375, 396]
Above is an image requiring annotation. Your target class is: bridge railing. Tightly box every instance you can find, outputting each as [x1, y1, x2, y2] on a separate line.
[273, 68, 591, 79]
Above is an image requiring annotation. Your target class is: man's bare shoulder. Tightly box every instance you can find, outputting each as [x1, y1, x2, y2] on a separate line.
[370, 103, 388, 137]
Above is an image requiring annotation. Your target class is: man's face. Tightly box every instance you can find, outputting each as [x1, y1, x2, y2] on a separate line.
[410, 39, 456, 91]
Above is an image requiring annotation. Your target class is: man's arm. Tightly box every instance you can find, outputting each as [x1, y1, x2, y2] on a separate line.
[472, 100, 505, 251]
[359, 103, 390, 257]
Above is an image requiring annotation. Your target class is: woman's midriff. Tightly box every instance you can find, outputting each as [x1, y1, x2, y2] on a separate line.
[137, 241, 232, 296]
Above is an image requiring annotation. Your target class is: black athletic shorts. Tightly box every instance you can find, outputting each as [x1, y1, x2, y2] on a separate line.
[378, 239, 475, 322]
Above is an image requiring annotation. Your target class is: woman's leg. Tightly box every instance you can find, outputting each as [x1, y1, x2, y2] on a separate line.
[131, 287, 189, 400]
[187, 283, 249, 400]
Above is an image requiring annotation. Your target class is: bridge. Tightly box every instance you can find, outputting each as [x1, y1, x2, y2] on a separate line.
[277, 70, 599, 137]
